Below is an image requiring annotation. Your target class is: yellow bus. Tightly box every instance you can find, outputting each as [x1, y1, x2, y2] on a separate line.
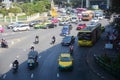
[82, 10, 93, 21]
[77, 23, 102, 46]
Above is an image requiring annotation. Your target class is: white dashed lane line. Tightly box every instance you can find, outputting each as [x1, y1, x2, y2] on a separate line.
[31, 73, 34, 78]
[57, 73, 59, 78]
[39, 56, 41, 58]
[3, 74, 6, 79]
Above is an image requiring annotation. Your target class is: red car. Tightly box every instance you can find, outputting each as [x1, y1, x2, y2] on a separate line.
[0, 25, 4, 33]
[51, 18, 59, 23]
[76, 24, 86, 30]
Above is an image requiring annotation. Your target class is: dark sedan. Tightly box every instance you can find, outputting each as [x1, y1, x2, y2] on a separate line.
[61, 36, 75, 46]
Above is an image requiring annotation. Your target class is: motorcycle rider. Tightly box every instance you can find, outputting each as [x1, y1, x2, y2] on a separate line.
[1, 39, 8, 48]
[29, 45, 38, 63]
[35, 35, 39, 44]
[51, 36, 56, 44]
[70, 36, 75, 45]
[69, 45, 74, 54]
[12, 60, 19, 70]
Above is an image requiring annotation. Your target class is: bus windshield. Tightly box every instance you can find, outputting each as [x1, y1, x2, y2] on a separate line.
[78, 32, 91, 40]
[82, 14, 89, 17]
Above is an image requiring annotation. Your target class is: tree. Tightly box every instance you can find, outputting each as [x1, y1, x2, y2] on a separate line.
[8, 7, 22, 16]
[0, 8, 8, 16]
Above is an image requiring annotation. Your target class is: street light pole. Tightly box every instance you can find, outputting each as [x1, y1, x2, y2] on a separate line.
[86, 0, 89, 8]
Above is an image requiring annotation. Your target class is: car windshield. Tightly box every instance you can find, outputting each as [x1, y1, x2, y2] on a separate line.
[72, 17, 77, 19]
[79, 24, 84, 26]
[60, 57, 71, 62]
[63, 36, 71, 42]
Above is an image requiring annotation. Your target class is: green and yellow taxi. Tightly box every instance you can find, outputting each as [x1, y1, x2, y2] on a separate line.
[58, 53, 73, 71]
[34, 21, 51, 29]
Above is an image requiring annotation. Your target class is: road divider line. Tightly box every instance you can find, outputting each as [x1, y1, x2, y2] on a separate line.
[11, 41, 14, 45]
[31, 73, 34, 78]
[57, 73, 59, 78]
[9, 63, 12, 68]
[39, 56, 41, 58]
[3, 74, 6, 79]
[16, 55, 19, 58]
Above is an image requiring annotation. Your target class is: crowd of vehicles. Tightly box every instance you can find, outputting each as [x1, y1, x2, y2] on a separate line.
[0, 8, 106, 73]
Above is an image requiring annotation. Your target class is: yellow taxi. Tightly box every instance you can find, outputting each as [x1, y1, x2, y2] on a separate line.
[58, 53, 73, 71]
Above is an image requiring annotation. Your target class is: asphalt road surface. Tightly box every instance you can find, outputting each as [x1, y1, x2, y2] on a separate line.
[0, 19, 117, 80]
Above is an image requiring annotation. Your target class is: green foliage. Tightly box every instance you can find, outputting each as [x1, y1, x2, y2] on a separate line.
[8, 7, 22, 15]
[0, 0, 51, 16]
[18, 0, 50, 15]
[0, 8, 8, 16]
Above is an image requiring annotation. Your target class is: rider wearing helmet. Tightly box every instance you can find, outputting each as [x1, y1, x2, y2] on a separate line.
[35, 35, 39, 44]
[51, 36, 56, 44]
[69, 45, 74, 54]
[12, 60, 19, 70]
[29, 45, 38, 63]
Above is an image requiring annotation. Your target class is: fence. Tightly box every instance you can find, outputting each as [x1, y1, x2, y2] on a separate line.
[94, 54, 120, 79]
[0, 13, 48, 23]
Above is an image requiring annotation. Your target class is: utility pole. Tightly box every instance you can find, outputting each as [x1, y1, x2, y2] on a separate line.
[86, 0, 89, 8]
[107, 0, 110, 9]
[81, 0, 83, 8]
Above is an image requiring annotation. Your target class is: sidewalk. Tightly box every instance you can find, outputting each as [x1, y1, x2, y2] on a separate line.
[86, 24, 118, 80]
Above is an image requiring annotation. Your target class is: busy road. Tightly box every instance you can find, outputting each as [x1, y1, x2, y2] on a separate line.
[0, 18, 116, 80]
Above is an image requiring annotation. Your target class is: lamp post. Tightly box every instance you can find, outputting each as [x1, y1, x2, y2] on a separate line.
[81, 0, 83, 8]
[86, 0, 89, 8]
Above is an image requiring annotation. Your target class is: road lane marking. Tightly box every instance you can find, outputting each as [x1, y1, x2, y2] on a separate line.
[16, 55, 19, 58]
[31, 73, 34, 78]
[11, 41, 14, 45]
[57, 73, 59, 77]
[3, 74, 6, 79]
[9, 63, 12, 68]
[97, 73, 101, 76]
[39, 56, 41, 58]
[23, 49, 27, 51]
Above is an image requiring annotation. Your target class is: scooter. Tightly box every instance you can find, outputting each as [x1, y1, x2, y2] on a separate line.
[70, 47, 73, 54]
[1, 42, 8, 48]
[12, 64, 18, 73]
[34, 40, 39, 44]
[27, 58, 38, 70]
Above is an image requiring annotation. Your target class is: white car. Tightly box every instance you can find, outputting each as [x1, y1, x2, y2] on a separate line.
[13, 24, 30, 32]
[71, 16, 78, 23]
[91, 17, 99, 23]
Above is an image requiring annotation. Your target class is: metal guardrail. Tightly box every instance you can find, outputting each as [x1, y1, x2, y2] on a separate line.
[94, 54, 120, 79]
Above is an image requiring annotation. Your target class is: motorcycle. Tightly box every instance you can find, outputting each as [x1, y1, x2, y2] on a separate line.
[28, 51, 38, 70]
[27, 57, 38, 70]
[69, 46, 74, 54]
[12, 64, 18, 73]
[34, 40, 39, 44]
[1, 42, 8, 48]
[34, 36, 39, 44]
